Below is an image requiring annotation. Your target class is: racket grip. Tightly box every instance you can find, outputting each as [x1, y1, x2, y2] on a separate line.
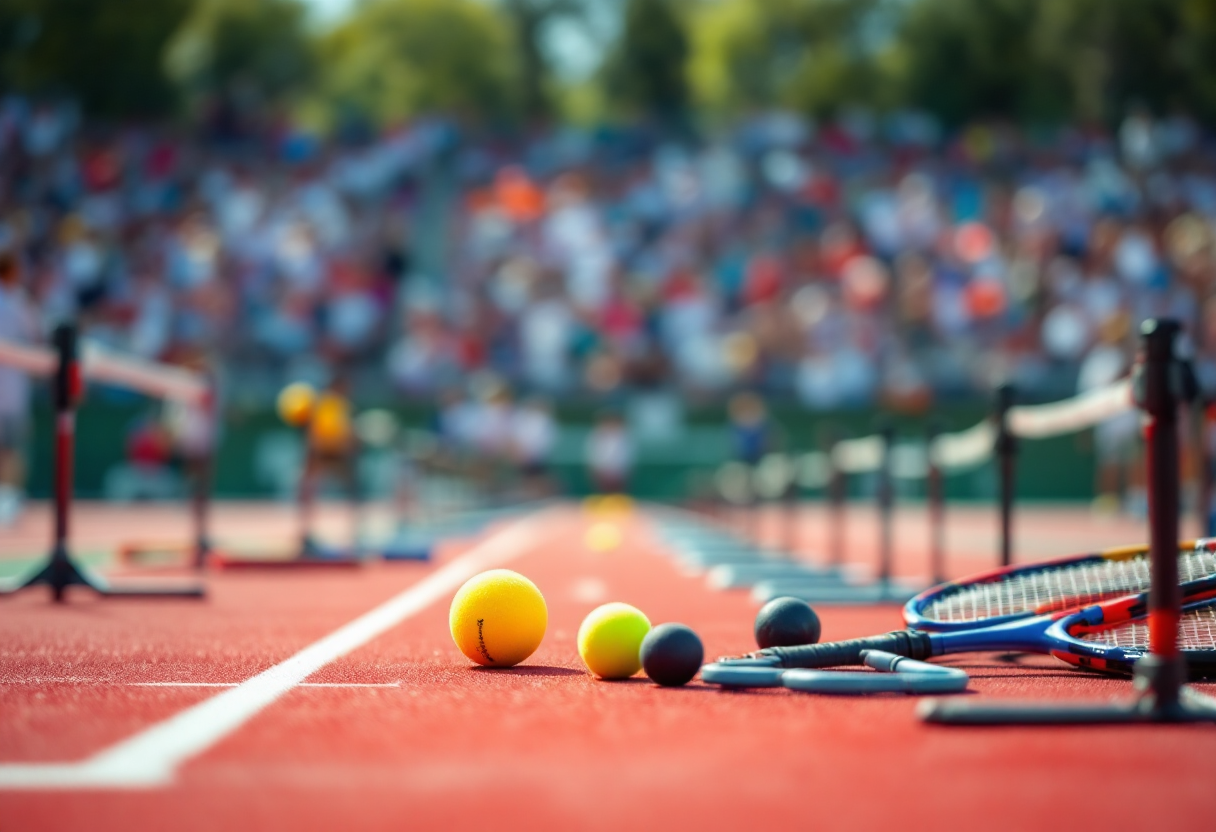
[762, 631, 934, 668]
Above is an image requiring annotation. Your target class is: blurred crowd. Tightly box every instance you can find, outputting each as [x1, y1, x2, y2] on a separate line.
[0, 96, 438, 375]
[4, 95, 1216, 409]
[438, 111, 1216, 407]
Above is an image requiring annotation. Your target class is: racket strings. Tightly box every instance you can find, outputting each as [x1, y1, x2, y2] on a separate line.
[1077, 606, 1216, 650]
[920, 550, 1216, 624]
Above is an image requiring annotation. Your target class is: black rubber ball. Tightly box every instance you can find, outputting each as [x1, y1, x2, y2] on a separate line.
[754, 597, 821, 649]
[640, 623, 705, 687]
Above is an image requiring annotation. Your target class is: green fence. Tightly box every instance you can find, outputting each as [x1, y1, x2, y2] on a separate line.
[23, 397, 1101, 502]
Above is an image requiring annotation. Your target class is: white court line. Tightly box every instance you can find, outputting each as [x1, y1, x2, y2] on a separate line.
[0, 681, 402, 688]
[0, 514, 550, 790]
[131, 682, 403, 689]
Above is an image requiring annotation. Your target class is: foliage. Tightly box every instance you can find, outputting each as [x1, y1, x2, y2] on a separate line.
[601, 0, 690, 121]
[6, 0, 1216, 129]
[492, 0, 594, 121]
[688, 0, 887, 120]
[165, 0, 314, 107]
[0, 0, 192, 118]
[310, 0, 522, 127]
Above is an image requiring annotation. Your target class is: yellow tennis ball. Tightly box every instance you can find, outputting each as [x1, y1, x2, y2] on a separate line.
[584, 521, 622, 552]
[449, 569, 547, 668]
[577, 602, 651, 679]
[276, 382, 316, 427]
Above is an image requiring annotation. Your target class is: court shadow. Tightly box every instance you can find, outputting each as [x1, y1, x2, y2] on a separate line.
[470, 665, 584, 677]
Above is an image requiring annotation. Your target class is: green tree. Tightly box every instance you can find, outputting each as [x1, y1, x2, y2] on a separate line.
[493, 0, 594, 122]
[165, 0, 314, 108]
[687, 0, 887, 121]
[895, 0, 1216, 126]
[310, 0, 522, 127]
[895, 0, 1053, 125]
[0, 0, 191, 118]
[602, 0, 690, 121]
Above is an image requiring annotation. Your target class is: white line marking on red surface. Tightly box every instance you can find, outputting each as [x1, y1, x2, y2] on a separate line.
[0, 514, 552, 790]
[131, 682, 403, 688]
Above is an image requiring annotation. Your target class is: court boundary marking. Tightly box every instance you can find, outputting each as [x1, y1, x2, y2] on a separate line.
[0, 513, 551, 790]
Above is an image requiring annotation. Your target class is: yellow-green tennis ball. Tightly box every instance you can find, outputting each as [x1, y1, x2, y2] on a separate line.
[577, 602, 652, 679]
[276, 381, 316, 427]
[449, 569, 547, 668]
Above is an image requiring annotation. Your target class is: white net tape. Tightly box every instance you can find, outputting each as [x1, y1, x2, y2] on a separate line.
[929, 420, 997, 473]
[715, 461, 753, 505]
[797, 452, 832, 489]
[0, 339, 56, 375]
[753, 452, 795, 499]
[832, 435, 884, 474]
[804, 378, 1131, 481]
[1006, 379, 1133, 439]
[0, 336, 208, 403]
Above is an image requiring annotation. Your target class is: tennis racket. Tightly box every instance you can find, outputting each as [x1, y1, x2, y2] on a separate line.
[904, 539, 1216, 632]
[717, 579, 1216, 677]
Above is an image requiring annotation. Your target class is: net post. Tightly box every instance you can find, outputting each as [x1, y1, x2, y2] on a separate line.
[783, 454, 799, 556]
[48, 324, 80, 601]
[1197, 394, 1214, 538]
[828, 428, 845, 569]
[1132, 318, 1186, 711]
[746, 461, 760, 545]
[709, 465, 725, 526]
[994, 383, 1016, 568]
[921, 318, 1216, 725]
[926, 420, 945, 585]
[190, 370, 218, 571]
[0, 322, 205, 601]
[877, 422, 894, 590]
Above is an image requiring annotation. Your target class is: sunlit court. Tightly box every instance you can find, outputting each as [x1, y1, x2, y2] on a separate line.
[3, 1, 1216, 830]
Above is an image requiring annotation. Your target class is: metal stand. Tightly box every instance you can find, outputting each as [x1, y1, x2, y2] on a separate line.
[876, 423, 895, 592]
[994, 384, 1016, 569]
[783, 460, 800, 555]
[755, 424, 920, 604]
[828, 435, 845, 572]
[119, 382, 216, 571]
[926, 421, 945, 586]
[0, 325, 205, 602]
[922, 319, 1216, 725]
[1196, 396, 1214, 538]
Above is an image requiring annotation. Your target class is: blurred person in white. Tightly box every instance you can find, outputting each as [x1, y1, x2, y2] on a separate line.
[659, 270, 723, 388]
[586, 411, 632, 495]
[163, 349, 218, 515]
[472, 381, 516, 460]
[1077, 314, 1141, 515]
[520, 278, 574, 390]
[512, 397, 558, 497]
[543, 173, 612, 312]
[467, 379, 517, 496]
[57, 216, 109, 314]
[0, 251, 41, 524]
[386, 308, 455, 392]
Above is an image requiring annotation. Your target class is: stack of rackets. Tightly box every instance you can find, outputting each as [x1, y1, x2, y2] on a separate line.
[703, 539, 1216, 690]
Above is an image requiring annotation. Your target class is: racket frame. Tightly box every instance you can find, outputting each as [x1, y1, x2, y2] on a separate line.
[903, 539, 1214, 633]
[720, 579, 1216, 676]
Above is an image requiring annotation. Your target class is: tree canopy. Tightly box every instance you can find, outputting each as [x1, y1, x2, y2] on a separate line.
[3, 0, 1216, 129]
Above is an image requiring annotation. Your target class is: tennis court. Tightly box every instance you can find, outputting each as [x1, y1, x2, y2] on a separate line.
[2, 500, 1215, 831]
[5, 4, 1216, 827]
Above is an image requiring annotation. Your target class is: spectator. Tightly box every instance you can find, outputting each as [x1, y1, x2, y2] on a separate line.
[0, 251, 39, 524]
[512, 396, 558, 497]
[586, 411, 633, 494]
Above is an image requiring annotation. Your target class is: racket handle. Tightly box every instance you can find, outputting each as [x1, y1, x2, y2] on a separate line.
[761, 630, 934, 668]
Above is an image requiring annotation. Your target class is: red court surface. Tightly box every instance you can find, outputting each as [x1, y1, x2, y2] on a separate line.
[2, 501, 1216, 831]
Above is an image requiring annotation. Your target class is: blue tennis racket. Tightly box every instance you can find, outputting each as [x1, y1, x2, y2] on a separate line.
[904, 538, 1216, 632]
[719, 578, 1216, 676]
